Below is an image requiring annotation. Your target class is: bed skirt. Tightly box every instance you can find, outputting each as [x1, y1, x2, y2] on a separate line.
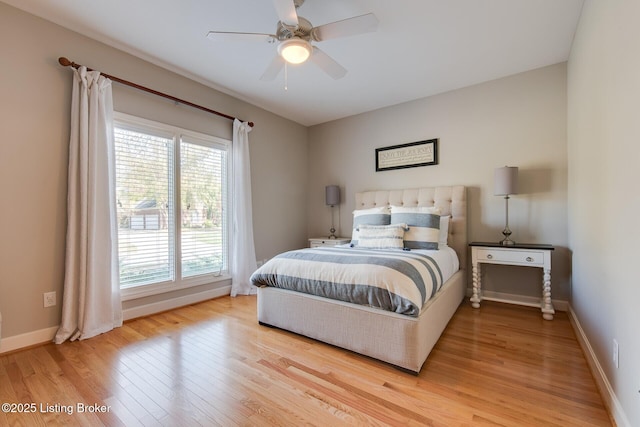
[257, 268, 466, 374]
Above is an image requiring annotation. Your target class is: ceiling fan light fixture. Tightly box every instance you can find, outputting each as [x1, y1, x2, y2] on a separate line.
[278, 38, 312, 64]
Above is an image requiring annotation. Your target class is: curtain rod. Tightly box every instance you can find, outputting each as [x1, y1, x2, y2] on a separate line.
[58, 57, 254, 127]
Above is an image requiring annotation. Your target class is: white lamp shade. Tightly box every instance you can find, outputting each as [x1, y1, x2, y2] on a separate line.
[494, 166, 518, 196]
[325, 185, 340, 206]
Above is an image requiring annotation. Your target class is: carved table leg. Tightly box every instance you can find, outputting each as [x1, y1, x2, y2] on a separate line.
[541, 268, 555, 320]
[471, 262, 481, 308]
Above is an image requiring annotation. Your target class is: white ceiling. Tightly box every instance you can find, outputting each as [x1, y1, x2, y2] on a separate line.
[4, 0, 584, 126]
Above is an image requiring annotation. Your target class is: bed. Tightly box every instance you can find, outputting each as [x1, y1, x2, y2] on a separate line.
[252, 186, 467, 374]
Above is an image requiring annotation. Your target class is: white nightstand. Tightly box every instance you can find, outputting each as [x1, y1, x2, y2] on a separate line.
[469, 242, 555, 320]
[308, 237, 351, 248]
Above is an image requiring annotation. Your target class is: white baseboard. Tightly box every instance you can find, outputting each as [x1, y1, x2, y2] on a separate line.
[0, 286, 231, 355]
[567, 306, 630, 427]
[464, 288, 568, 311]
[123, 285, 231, 321]
[0, 326, 58, 354]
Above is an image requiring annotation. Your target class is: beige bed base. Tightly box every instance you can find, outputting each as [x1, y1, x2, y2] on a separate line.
[257, 186, 467, 374]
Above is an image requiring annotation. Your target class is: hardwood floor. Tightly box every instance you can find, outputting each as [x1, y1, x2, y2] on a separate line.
[0, 297, 612, 426]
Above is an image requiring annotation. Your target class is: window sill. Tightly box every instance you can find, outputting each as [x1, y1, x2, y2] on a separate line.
[120, 273, 232, 301]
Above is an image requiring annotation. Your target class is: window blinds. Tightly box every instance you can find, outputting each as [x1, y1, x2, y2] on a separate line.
[180, 139, 228, 278]
[115, 127, 175, 288]
[114, 123, 229, 290]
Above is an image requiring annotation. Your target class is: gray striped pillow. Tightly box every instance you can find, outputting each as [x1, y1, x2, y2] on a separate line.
[351, 206, 391, 245]
[390, 206, 441, 250]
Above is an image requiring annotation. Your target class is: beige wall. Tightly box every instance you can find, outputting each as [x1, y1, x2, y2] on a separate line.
[9, 11, 637, 424]
[308, 63, 569, 300]
[0, 2, 308, 339]
[568, 0, 640, 425]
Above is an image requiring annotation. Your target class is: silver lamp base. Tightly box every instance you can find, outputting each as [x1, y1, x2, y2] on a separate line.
[499, 194, 515, 245]
[499, 227, 515, 246]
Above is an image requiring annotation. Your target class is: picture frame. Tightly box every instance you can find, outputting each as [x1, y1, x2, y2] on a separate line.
[375, 139, 438, 172]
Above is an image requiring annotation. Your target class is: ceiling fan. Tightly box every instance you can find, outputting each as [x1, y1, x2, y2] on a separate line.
[206, 0, 378, 81]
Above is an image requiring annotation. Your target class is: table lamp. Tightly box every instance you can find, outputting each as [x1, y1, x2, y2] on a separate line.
[325, 185, 340, 239]
[494, 166, 518, 246]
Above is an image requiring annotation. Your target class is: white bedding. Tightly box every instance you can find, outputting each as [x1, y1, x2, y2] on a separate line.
[250, 246, 459, 316]
[344, 244, 460, 289]
[333, 244, 459, 279]
[422, 245, 459, 290]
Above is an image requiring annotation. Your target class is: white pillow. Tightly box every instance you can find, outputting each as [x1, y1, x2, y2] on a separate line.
[439, 215, 451, 249]
[356, 223, 408, 249]
[351, 206, 391, 245]
[390, 206, 441, 250]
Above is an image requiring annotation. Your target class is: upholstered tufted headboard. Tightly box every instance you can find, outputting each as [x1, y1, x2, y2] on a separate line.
[354, 186, 467, 270]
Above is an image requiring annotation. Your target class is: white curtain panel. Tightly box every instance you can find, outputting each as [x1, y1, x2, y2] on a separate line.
[55, 67, 122, 344]
[230, 119, 258, 296]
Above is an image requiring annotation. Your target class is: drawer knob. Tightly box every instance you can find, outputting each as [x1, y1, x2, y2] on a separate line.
[486, 254, 493, 259]
[526, 257, 533, 262]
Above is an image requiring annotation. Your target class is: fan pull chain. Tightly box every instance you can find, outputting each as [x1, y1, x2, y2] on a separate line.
[284, 62, 288, 91]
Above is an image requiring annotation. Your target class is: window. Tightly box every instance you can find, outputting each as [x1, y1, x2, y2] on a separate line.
[113, 113, 230, 298]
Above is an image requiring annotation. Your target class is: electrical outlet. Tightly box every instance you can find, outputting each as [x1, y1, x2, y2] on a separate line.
[43, 291, 56, 308]
[612, 339, 619, 369]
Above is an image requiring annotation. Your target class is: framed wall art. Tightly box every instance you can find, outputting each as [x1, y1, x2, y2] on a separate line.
[375, 139, 438, 172]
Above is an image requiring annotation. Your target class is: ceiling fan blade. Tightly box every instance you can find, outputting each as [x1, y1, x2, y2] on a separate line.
[312, 13, 378, 41]
[260, 55, 285, 81]
[206, 31, 276, 43]
[272, 0, 298, 27]
[310, 47, 347, 80]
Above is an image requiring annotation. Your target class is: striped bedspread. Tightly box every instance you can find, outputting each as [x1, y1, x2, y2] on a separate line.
[250, 246, 445, 317]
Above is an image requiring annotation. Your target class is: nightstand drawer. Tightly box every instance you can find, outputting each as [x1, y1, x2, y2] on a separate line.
[310, 241, 330, 248]
[309, 237, 351, 248]
[476, 248, 543, 265]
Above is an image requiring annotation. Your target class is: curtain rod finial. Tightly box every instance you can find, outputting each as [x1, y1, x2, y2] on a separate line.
[58, 57, 72, 67]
